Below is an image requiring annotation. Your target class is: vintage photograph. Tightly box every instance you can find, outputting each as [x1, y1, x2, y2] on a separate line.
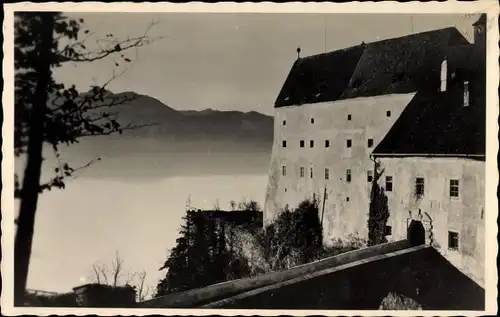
[1, 2, 498, 314]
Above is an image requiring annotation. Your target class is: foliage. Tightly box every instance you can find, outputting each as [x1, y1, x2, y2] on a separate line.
[14, 12, 158, 196]
[367, 159, 390, 246]
[14, 11, 158, 305]
[254, 199, 323, 271]
[379, 292, 423, 310]
[155, 201, 262, 297]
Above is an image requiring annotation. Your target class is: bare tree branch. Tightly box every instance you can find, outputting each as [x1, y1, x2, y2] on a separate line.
[111, 251, 123, 287]
[57, 20, 162, 63]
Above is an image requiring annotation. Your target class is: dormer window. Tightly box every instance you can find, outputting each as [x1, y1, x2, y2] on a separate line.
[352, 78, 362, 89]
[393, 61, 405, 83]
[440, 59, 448, 92]
[464, 81, 470, 107]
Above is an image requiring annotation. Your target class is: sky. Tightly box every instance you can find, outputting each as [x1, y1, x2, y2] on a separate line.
[54, 13, 480, 116]
[24, 12, 483, 294]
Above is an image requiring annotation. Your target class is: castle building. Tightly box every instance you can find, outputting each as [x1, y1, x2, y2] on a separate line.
[264, 15, 486, 284]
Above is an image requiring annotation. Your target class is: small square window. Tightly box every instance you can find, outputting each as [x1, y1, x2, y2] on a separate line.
[325, 168, 330, 180]
[300, 140, 305, 148]
[386, 110, 391, 117]
[367, 171, 373, 183]
[448, 231, 459, 251]
[310, 140, 314, 148]
[300, 166, 305, 178]
[450, 179, 459, 198]
[385, 176, 393, 192]
[346, 139, 352, 148]
[325, 140, 330, 148]
[311, 118, 315, 124]
[282, 165, 287, 177]
[284, 188, 287, 192]
[347, 114, 352, 121]
[415, 177, 425, 196]
[385, 225, 392, 236]
[282, 140, 287, 148]
[346, 169, 352, 183]
[367, 138, 374, 148]
[283, 120, 287, 126]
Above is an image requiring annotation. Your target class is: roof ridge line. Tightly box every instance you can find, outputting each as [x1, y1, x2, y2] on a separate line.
[300, 26, 460, 61]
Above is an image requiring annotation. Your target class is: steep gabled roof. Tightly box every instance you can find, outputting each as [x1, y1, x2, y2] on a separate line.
[274, 45, 365, 107]
[372, 45, 486, 159]
[275, 27, 469, 108]
[473, 13, 487, 26]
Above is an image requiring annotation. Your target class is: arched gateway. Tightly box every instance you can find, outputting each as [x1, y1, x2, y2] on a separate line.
[407, 220, 426, 246]
[406, 208, 434, 246]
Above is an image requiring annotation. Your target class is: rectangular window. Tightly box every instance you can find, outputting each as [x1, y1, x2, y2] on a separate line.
[283, 120, 287, 126]
[347, 114, 352, 121]
[300, 140, 304, 148]
[310, 118, 315, 124]
[385, 225, 392, 236]
[310, 140, 314, 148]
[386, 110, 391, 117]
[325, 168, 330, 180]
[346, 197, 350, 202]
[463, 81, 470, 107]
[300, 166, 305, 178]
[385, 176, 393, 192]
[367, 171, 373, 183]
[450, 179, 459, 198]
[325, 140, 330, 148]
[415, 177, 425, 196]
[448, 231, 459, 251]
[346, 169, 352, 183]
[281, 165, 286, 177]
[346, 139, 352, 148]
[367, 138, 374, 148]
[310, 167, 314, 179]
[282, 140, 287, 148]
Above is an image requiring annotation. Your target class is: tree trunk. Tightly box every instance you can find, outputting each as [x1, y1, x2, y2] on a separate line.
[14, 13, 54, 306]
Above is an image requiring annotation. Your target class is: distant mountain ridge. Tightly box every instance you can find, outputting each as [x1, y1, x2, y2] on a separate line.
[40, 90, 274, 179]
[78, 90, 274, 141]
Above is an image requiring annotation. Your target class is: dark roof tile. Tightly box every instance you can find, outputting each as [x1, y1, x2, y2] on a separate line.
[372, 45, 485, 158]
[275, 27, 469, 108]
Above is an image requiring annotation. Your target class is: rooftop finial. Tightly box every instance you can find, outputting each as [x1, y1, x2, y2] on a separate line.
[297, 46, 301, 59]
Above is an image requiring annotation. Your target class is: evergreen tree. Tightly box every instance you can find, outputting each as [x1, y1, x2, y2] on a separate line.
[156, 206, 255, 296]
[367, 160, 390, 246]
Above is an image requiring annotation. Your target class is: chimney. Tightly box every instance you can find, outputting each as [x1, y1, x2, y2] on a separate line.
[463, 81, 470, 107]
[472, 13, 487, 46]
[440, 59, 447, 92]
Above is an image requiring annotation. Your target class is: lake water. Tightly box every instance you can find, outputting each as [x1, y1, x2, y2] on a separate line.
[24, 174, 268, 294]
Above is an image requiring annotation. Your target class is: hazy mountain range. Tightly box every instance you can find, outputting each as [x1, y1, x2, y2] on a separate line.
[39, 90, 274, 180]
